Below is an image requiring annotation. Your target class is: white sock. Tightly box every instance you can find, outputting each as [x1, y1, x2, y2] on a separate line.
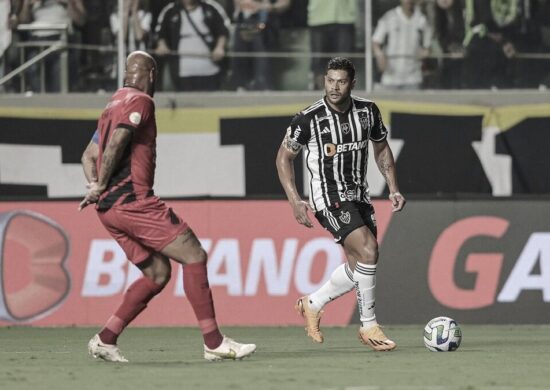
[308, 263, 355, 311]
[353, 262, 378, 329]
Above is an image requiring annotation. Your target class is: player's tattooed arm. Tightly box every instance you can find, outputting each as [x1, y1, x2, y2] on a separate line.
[282, 128, 302, 154]
[81, 139, 99, 183]
[79, 127, 132, 210]
[373, 140, 406, 212]
[97, 127, 133, 190]
[276, 130, 313, 228]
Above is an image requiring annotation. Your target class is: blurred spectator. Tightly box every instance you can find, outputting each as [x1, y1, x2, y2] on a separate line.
[537, 0, 550, 87]
[214, 0, 233, 16]
[506, 0, 545, 88]
[155, 0, 230, 92]
[79, 0, 110, 80]
[372, 0, 432, 90]
[110, 0, 152, 52]
[0, 0, 13, 87]
[308, 0, 356, 90]
[278, 0, 306, 28]
[18, 0, 86, 92]
[2, 0, 23, 92]
[231, 0, 290, 91]
[462, 0, 518, 89]
[150, 0, 173, 32]
[431, 0, 465, 89]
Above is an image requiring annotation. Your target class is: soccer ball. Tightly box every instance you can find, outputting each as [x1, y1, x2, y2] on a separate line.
[423, 316, 462, 352]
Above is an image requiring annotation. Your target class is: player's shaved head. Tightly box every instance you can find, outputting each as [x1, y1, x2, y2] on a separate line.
[126, 51, 157, 73]
[124, 51, 157, 96]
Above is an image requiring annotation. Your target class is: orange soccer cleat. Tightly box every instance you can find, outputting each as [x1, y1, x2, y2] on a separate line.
[295, 296, 324, 343]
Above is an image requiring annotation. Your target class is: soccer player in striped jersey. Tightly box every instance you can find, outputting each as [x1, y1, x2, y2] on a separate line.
[276, 57, 406, 351]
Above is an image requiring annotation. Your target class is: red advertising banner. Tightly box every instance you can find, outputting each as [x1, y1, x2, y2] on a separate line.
[0, 200, 394, 327]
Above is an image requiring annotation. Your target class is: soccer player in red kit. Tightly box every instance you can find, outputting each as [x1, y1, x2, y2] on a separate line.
[79, 51, 256, 363]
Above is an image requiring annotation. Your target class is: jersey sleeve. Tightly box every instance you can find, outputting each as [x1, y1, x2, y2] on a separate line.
[369, 103, 388, 142]
[117, 95, 154, 133]
[288, 113, 311, 144]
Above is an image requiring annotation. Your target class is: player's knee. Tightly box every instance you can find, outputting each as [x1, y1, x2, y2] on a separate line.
[358, 243, 378, 265]
[142, 260, 172, 287]
[154, 267, 172, 287]
[186, 248, 207, 264]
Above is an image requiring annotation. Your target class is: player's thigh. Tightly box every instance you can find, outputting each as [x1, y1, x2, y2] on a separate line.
[343, 202, 379, 263]
[357, 202, 378, 239]
[343, 226, 378, 264]
[97, 210, 153, 265]
[114, 197, 190, 254]
[160, 229, 206, 265]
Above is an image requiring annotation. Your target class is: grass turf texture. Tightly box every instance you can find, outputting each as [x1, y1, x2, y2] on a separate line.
[1, 325, 549, 390]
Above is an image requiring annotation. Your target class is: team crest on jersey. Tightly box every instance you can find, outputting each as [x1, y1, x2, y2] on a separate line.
[360, 116, 368, 130]
[339, 211, 351, 224]
[129, 112, 142, 125]
[342, 123, 351, 134]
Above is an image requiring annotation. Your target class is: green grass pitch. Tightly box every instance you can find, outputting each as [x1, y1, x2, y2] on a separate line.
[1, 325, 550, 390]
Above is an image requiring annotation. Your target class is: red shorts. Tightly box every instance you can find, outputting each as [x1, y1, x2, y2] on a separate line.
[97, 196, 189, 264]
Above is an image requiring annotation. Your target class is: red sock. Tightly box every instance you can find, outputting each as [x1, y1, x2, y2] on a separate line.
[99, 277, 164, 345]
[183, 262, 223, 349]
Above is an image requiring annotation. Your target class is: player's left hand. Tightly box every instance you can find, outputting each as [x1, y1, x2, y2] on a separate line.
[389, 192, 406, 212]
[78, 181, 104, 211]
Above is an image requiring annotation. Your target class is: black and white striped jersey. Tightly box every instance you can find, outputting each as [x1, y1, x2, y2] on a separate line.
[287, 95, 388, 212]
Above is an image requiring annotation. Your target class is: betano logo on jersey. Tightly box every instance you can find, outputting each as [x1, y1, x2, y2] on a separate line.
[324, 140, 368, 157]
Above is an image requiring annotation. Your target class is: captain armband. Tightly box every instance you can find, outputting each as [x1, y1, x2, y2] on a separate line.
[283, 133, 303, 154]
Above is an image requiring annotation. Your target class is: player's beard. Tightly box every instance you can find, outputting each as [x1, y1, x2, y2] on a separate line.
[327, 92, 351, 110]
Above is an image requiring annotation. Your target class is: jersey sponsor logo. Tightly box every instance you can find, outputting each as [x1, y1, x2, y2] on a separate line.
[291, 125, 302, 141]
[323, 140, 368, 157]
[129, 112, 142, 125]
[339, 211, 351, 224]
[340, 189, 358, 202]
[342, 123, 351, 134]
[284, 128, 303, 153]
[321, 126, 331, 135]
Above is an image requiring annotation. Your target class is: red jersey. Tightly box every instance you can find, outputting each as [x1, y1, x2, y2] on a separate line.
[95, 87, 156, 210]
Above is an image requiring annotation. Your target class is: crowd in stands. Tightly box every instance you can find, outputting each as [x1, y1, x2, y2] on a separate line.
[1, 0, 550, 92]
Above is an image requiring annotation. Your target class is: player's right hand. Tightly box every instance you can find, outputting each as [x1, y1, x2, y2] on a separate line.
[78, 182, 103, 211]
[292, 200, 313, 228]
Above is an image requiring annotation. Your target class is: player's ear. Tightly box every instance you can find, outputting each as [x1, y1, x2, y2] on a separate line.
[351, 78, 356, 90]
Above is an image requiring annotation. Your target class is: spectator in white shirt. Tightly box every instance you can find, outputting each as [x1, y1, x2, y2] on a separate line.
[372, 0, 432, 90]
[110, 0, 152, 52]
